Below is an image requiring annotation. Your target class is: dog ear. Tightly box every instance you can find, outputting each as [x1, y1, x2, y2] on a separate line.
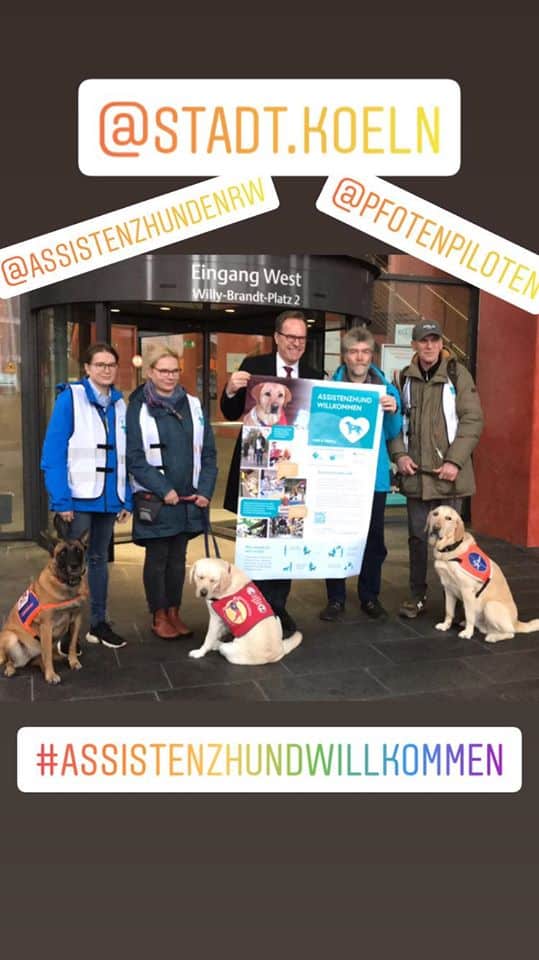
[424, 509, 436, 533]
[284, 386, 292, 404]
[41, 531, 56, 556]
[189, 562, 197, 584]
[454, 514, 465, 541]
[53, 513, 70, 542]
[77, 528, 90, 549]
[250, 383, 263, 401]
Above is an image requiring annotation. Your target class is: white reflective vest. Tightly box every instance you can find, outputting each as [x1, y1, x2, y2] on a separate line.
[130, 394, 204, 493]
[67, 384, 127, 501]
[401, 376, 458, 453]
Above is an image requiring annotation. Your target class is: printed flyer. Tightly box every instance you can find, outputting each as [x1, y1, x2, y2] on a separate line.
[235, 375, 384, 579]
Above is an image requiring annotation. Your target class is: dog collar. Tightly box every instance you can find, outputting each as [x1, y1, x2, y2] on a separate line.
[437, 538, 464, 553]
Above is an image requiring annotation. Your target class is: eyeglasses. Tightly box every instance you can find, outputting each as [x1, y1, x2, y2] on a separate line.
[91, 362, 118, 370]
[153, 368, 180, 376]
[277, 333, 307, 344]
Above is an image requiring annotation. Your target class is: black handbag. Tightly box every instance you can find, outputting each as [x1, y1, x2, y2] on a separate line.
[134, 491, 164, 524]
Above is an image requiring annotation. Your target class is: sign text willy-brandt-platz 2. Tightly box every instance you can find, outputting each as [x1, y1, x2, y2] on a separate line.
[191, 262, 303, 307]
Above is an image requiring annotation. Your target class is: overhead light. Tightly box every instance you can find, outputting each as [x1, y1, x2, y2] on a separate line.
[160, 305, 171, 311]
[131, 355, 143, 368]
[224, 308, 235, 313]
[110, 307, 120, 313]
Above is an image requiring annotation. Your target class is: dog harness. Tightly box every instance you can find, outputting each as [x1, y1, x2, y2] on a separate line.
[16, 589, 83, 636]
[448, 543, 492, 597]
[211, 582, 275, 638]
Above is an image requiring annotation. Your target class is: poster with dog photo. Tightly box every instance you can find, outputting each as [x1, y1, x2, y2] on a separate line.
[235, 375, 385, 578]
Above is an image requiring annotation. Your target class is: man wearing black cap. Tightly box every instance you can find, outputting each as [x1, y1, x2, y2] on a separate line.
[390, 320, 483, 618]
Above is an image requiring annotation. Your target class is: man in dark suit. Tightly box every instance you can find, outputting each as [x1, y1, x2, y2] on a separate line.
[220, 310, 323, 637]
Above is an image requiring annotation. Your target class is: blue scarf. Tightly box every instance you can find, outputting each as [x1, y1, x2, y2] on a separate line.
[143, 379, 185, 411]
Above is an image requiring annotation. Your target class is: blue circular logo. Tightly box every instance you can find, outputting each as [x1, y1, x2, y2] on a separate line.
[469, 552, 487, 572]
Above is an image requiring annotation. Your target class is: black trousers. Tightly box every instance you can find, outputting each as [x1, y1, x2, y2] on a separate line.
[326, 492, 387, 605]
[406, 496, 463, 597]
[142, 533, 189, 613]
[253, 578, 292, 625]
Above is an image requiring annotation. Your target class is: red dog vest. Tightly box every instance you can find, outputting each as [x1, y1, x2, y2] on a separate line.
[455, 544, 492, 583]
[211, 582, 275, 637]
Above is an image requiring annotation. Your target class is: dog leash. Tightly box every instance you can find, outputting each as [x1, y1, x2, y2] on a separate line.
[202, 508, 221, 560]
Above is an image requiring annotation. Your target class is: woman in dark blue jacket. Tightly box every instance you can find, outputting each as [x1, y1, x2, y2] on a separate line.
[126, 347, 217, 639]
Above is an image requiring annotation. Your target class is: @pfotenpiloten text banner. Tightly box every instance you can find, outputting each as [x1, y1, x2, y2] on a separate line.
[78, 78, 461, 176]
[316, 175, 539, 315]
[0, 175, 278, 299]
[17, 726, 521, 793]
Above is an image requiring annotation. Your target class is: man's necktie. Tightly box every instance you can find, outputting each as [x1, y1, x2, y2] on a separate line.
[283, 366, 293, 378]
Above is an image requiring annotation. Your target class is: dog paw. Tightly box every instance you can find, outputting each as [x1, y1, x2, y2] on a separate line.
[45, 671, 62, 684]
[435, 621, 451, 631]
[4, 663, 15, 678]
[457, 628, 474, 640]
[188, 648, 205, 659]
[69, 658, 82, 671]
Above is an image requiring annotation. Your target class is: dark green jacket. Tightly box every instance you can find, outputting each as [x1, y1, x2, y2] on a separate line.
[389, 352, 483, 500]
[126, 384, 217, 542]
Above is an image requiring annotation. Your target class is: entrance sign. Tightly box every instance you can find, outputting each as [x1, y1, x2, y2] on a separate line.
[234, 376, 384, 580]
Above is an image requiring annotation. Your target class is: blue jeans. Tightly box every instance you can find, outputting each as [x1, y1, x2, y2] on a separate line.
[326, 492, 387, 606]
[68, 512, 116, 625]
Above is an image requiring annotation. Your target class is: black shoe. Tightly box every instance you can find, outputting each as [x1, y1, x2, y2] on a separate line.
[319, 601, 345, 622]
[360, 599, 387, 620]
[56, 636, 82, 658]
[86, 621, 127, 649]
[399, 596, 427, 619]
[278, 610, 298, 639]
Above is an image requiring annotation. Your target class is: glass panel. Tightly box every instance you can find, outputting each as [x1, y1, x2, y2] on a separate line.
[372, 269, 474, 368]
[0, 296, 24, 535]
[323, 312, 346, 377]
[36, 306, 93, 534]
[210, 331, 273, 519]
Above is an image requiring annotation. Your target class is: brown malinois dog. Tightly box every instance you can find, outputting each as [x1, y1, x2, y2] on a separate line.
[0, 515, 89, 684]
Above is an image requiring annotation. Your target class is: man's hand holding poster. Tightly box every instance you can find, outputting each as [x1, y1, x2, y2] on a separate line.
[234, 375, 384, 579]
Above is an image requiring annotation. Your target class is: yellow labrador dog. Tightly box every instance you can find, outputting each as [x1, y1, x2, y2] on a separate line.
[243, 381, 292, 428]
[189, 557, 302, 664]
[427, 506, 539, 643]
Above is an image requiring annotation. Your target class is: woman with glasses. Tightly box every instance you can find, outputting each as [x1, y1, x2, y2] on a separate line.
[126, 346, 217, 639]
[41, 342, 133, 652]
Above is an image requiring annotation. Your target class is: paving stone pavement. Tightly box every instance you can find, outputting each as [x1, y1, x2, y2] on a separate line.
[1, 524, 538, 703]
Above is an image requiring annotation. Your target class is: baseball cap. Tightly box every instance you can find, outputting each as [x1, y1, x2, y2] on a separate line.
[412, 320, 443, 341]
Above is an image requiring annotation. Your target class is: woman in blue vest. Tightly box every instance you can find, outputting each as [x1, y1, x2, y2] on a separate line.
[41, 342, 133, 651]
[126, 346, 217, 639]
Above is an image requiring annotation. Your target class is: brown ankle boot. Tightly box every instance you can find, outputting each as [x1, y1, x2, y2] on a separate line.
[152, 609, 179, 639]
[167, 607, 193, 637]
